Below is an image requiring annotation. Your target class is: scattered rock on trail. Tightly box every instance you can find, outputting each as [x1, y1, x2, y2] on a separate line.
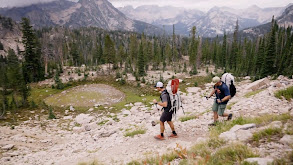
[75, 113, 94, 125]
[122, 109, 131, 115]
[268, 121, 282, 129]
[279, 135, 293, 145]
[70, 106, 75, 111]
[63, 116, 73, 120]
[2, 144, 14, 151]
[100, 131, 116, 138]
[134, 102, 143, 106]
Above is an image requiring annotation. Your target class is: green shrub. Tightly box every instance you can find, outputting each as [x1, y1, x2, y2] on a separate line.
[30, 100, 38, 109]
[141, 77, 146, 83]
[275, 86, 293, 100]
[116, 72, 121, 79]
[179, 115, 197, 122]
[119, 78, 126, 85]
[125, 129, 146, 137]
[48, 107, 56, 119]
[98, 120, 109, 125]
[208, 143, 258, 165]
[210, 114, 291, 137]
[252, 127, 282, 144]
[244, 89, 264, 98]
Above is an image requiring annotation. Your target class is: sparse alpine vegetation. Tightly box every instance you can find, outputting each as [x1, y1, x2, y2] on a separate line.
[124, 128, 146, 137]
[275, 86, 293, 100]
[251, 127, 283, 146]
[179, 115, 197, 122]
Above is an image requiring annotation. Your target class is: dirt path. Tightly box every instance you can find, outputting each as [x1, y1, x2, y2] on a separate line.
[1, 77, 293, 165]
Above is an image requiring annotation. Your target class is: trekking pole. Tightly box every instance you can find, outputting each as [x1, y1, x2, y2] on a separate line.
[205, 96, 216, 100]
[181, 105, 185, 115]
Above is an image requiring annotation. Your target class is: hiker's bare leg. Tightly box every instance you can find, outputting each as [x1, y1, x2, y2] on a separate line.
[160, 121, 165, 134]
[220, 113, 229, 117]
[213, 111, 218, 122]
[167, 121, 175, 131]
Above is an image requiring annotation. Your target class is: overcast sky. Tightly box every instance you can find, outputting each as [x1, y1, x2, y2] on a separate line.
[0, 0, 292, 11]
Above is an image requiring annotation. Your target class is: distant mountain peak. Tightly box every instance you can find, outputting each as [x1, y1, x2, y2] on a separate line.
[118, 4, 288, 37]
[0, 0, 163, 35]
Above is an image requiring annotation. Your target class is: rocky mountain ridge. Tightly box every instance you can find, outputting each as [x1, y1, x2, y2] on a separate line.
[0, 16, 23, 57]
[0, 0, 163, 35]
[118, 4, 288, 37]
[242, 4, 293, 39]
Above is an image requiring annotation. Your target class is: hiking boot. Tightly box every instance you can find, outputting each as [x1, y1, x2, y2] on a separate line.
[154, 135, 165, 140]
[227, 114, 233, 121]
[168, 134, 178, 138]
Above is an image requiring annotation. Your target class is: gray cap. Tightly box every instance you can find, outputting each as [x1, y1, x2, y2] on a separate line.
[212, 76, 221, 83]
[154, 82, 164, 88]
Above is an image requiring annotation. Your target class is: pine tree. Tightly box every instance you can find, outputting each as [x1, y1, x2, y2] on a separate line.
[255, 38, 265, 76]
[138, 42, 145, 77]
[70, 42, 79, 66]
[189, 26, 197, 66]
[0, 41, 3, 50]
[230, 20, 239, 70]
[221, 32, 227, 68]
[172, 24, 176, 63]
[278, 26, 292, 75]
[261, 16, 277, 78]
[98, 40, 104, 64]
[21, 17, 44, 82]
[129, 34, 138, 69]
[165, 43, 172, 64]
[7, 49, 22, 108]
[21, 63, 30, 107]
[118, 44, 125, 68]
[104, 34, 116, 71]
[0, 61, 9, 114]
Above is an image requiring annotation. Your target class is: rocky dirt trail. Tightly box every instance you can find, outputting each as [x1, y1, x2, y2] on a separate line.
[1, 76, 293, 165]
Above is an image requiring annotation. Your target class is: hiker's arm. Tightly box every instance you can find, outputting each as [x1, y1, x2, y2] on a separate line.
[218, 86, 231, 102]
[218, 95, 231, 103]
[158, 101, 167, 107]
[153, 99, 167, 107]
[208, 89, 215, 98]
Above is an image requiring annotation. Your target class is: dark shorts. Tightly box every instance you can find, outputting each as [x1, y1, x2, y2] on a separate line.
[160, 111, 173, 122]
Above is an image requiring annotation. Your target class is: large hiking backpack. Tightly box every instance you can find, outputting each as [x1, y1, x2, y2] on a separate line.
[166, 79, 184, 115]
[221, 73, 236, 97]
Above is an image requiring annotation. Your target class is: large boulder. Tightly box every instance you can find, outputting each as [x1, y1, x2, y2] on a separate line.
[268, 121, 282, 129]
[236, 130, 253, 142]
[279, 135, 293, 145]
[75, 113, 94, 125]
[245, 78, 270, 91]
[219, 124, 256, 141]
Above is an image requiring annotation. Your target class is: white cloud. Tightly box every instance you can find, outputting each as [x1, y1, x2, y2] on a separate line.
[0, 0, 291, 10]
[0, 0, 56, 8]
[109, 0, 293, 11]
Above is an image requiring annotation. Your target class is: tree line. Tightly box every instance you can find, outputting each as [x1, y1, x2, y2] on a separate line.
[201, 17, 293, 79]
[1, 16, 293, 114]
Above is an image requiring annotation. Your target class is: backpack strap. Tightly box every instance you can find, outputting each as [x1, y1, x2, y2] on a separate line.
[225, 73, 229, 84]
